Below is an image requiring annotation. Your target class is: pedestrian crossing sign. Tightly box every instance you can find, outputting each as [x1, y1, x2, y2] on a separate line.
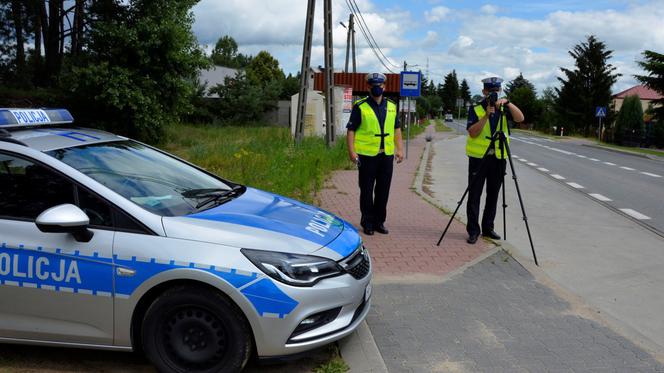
[595, 106, 607, 118]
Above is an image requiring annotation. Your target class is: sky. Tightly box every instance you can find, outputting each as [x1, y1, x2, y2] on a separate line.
[191, 0, 664, 96]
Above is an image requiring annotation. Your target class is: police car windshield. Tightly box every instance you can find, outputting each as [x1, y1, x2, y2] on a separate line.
[47, 141, 234, 216]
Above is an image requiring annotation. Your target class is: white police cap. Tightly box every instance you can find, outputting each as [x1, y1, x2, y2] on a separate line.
[482, 76, 503, 89]
[366, 72, 386, 85]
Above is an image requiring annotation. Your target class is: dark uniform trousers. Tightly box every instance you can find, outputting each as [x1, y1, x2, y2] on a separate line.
[466, 154, 506, 236]
[358, 153, 393, 229]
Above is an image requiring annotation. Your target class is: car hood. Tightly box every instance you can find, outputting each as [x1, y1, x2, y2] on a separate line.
[162, 187, 360, 260]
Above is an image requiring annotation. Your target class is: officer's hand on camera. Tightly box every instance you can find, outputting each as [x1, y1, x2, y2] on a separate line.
[495, 98, 509, 107]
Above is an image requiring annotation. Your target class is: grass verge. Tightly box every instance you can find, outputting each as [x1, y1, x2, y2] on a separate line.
[595, 142, 664, 157]
[162, 124, 354, 204]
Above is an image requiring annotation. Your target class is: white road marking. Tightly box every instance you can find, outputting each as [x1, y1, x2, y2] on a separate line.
[604, 162, 616, 166]
[519, 159, 528, 162]
[550, 147, 574, 155]
[619, 209, 651, 220]
[589, 193, 612, 202]
[511, 154, 518, 158]
[566, 182, 585, 189]
[589, 158, 600, 161]
[576, 155, 587, 158]
[641, 172, 662, 178]
[620, 166, 635, 171]
[551, 174, 566, 180]
[527, 162, 538, 166]
[537, 167, 550, 172]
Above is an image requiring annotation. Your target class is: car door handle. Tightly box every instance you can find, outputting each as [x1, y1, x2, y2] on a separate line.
[116, 267, 136, 277]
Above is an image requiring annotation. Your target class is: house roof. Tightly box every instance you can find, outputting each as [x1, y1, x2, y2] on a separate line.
[613, 85, 663, 100]
[199, 66, 240, 98]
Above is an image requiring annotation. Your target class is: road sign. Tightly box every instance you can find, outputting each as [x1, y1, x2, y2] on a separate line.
[400, 71, 421, 97]
[595, 106, 607, 118]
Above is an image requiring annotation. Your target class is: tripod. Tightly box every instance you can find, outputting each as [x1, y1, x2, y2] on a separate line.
[436, 105, 539, 266]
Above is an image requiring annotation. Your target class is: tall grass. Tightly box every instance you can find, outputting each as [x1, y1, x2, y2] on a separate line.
[162, 124, 353, 203]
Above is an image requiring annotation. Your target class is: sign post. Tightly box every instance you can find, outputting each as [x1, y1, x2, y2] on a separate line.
[400, 71, 421, 159]
[595, 106, 607, 142]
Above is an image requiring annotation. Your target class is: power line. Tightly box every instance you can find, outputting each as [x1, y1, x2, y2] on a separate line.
[343, 0, 396, 73]
[348, 0, 400, 69]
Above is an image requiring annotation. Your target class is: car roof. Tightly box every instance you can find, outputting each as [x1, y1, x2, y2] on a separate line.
[0, 108, 126, 152]
[3, 127, 126, 152]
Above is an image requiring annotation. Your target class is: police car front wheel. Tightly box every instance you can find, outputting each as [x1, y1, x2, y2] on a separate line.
[141, 285, 252, 373]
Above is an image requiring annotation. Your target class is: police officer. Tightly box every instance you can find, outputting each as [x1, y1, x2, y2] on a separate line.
[465, 77, 524, 244]
[346, 73, 404, 235]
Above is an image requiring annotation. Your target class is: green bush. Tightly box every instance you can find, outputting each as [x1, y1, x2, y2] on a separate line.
[614, 94, 644, 144]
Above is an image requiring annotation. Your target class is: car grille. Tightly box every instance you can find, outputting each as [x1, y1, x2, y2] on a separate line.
[340, 245, 371, 279]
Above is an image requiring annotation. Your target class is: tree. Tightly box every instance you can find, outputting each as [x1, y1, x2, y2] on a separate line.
[537, 87, 558, 132]
[245, 50, 284, 86]
[459, 78, 471, 105]
[209, 72, 280, 124]
[505, 73, 535, 96]
[509, 86, 541, 127]
[439, 70, 459, 112]
[210, 35, 252, 68]
[555, 35, 620, 136]
[635, 50, 664, 124]
[280, 72, 300, 99]
[613, 95, 644, 144]
[66, 0, 209, 143]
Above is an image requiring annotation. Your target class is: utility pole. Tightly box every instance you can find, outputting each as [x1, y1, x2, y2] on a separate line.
[295, 0, 316, 143]
[344, 14, 354, 73]
[403, 61, 410, 159]
[351, 17, 356, 73]
[323, 0, 335, 146]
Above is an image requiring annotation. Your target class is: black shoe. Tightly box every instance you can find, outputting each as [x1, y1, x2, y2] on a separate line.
[363, 227, 374, 235]
[482, 230, 501, 240]
[375, 224, 389, 234]
[467, 234, 479, 244]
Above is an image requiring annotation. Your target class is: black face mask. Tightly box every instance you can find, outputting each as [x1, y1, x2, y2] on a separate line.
[370, 85, 384, 97]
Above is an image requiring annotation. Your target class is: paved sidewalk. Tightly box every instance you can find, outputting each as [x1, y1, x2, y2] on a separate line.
[319, 127, 493, 278]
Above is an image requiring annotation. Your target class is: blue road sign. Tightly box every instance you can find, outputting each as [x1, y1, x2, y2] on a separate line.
[595, 106, 607, 118]
[400, 71, 421, 97]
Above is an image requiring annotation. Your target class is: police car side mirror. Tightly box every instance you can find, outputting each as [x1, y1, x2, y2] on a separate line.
[36, 204, 94, 243]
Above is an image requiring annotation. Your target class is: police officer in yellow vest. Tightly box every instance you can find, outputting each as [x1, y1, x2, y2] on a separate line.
[346, 73, 404, 235]
[465, 77, 524, 244]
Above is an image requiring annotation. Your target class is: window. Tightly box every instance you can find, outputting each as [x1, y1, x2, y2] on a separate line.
[0, 153, 75, 220]
[48, 141, 235, 216]
[77, 186, 113, 228]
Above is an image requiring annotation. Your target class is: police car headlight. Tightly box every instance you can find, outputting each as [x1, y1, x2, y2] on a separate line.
[241, 249, 343, 287]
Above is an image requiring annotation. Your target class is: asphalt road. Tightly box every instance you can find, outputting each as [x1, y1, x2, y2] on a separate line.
[446, 120, 664, 235]
[429, 123, 664, 354]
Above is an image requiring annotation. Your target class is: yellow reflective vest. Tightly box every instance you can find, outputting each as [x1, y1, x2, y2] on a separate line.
[465, 104, 510, 159]
[353, 98, 397, 156]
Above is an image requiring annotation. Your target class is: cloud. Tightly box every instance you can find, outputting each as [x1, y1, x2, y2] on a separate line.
[424, 6, 450, 23]
[448, 36, 474, 57]
[480, 4, 499, 15]
[422, 31, 439, 48]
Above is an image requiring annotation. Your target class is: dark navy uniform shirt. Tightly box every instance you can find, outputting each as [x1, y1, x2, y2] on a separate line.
[467, 98, 512, 134]
[346, 97, 401, 150]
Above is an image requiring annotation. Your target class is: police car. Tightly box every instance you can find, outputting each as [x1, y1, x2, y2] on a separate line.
[0, 108, 371, 372]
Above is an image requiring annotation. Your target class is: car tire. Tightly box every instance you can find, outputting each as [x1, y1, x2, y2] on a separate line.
[141, 285, 252, 373]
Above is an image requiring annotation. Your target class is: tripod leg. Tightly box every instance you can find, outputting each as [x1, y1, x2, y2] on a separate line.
[503, 140, 539, 266]
[499, 134, 507, 239]
[437, 133, 499, 246]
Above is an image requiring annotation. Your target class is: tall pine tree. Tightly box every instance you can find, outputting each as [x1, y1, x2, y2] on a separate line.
[505, 73, 535, 96]
[555, 35, 620, 136]
[635, 50, 664, 123]
[439, 70, 459, 112]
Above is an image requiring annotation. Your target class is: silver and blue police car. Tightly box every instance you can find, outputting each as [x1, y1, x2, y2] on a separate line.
[0, 108, 371, 372]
